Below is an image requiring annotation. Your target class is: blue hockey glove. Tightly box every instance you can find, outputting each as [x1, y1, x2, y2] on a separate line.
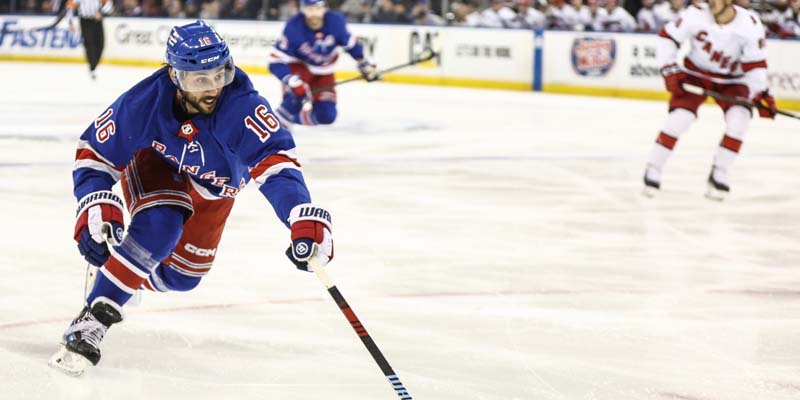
[357, 59, 378, 82]
[74, 191, 125, 266]
[286, 203, 333, 272]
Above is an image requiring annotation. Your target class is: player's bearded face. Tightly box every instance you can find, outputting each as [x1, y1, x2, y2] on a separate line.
[180, 88, 222, 115]
[170, 64, 234, 114]
[302, 4, 326, 30]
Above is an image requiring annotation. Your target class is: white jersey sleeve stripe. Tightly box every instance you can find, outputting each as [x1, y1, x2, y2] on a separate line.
[77, 139, 117, 167]
[269, 47, 300, 64]
[73, 159, 123, 181]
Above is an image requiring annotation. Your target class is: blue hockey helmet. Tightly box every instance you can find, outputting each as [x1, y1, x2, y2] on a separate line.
[300, 0, 327, 25]
[165, 20, 235, 92]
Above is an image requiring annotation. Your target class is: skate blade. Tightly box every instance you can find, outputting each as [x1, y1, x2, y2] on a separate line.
[48, 346, 90, 377]
[642, 185, 659, 198]
[704, 187, 728, 202]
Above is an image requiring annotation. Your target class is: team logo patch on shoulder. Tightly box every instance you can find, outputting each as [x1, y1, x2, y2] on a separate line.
[571, 37, 616, 77]
[178, 120, 200, 142]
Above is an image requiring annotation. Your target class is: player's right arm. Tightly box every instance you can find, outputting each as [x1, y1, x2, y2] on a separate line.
[73, 98, 140, 266]
[655, 7, 697, 95]
[268, 23, 301, 82]
[329, 13, 378, 82]
[268, 24, 311, 99]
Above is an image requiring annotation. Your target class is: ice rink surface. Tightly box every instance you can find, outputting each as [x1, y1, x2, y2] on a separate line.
[0, 62, 799, 400]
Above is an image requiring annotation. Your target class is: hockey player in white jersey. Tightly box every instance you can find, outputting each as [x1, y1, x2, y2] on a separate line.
[642, 0, 777, 200]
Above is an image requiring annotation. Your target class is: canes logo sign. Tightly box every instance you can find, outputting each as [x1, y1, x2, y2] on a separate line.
[571, 37, 616, 77]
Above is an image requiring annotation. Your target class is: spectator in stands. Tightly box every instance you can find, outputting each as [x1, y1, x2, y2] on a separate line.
[602, 0, 636, 31]
[479, 0, 517, 27]
[637, 0, 657, 32]
[511, 0, 546, 28]
[763, 0, 800, 37]
[119, 0, 143, 16]
[411, 0, 446, 25]
[570, 0, 585, 23]
[340, 0, 372, 21]
[142, 0, 167, 16]
[183, 0, 202, 17]
[278, 0, 299, 20]
[790, 0, 800, 36]
[162, 0, 186, 17]
[577, 0, 607, 30]
[19, 0, 800, 37]
[372, 0, 410, 23]
[200, 0, 221, 18]
[220, 0, 258, 19]
[653, 0, 683, 29]
[450, 0, 481, 26]
[546, 0, 579, 29]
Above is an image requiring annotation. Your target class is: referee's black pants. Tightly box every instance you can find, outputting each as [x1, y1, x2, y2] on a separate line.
[79, 17, 104, 72]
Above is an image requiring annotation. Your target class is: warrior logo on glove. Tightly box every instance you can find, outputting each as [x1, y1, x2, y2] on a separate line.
[287, 203, 333, 271]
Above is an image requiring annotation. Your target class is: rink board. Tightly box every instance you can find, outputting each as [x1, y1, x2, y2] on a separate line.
[542, 31, 800, 110]
[0, 16, 797, 109]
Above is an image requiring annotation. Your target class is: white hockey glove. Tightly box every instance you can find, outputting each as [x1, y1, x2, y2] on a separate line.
[286, 203, 333, 272]
[357, 59, 378, 82]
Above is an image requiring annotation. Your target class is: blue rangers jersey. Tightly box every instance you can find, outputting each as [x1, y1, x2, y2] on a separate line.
[269, 11, 364, 79]
[73, 66, 311, 226]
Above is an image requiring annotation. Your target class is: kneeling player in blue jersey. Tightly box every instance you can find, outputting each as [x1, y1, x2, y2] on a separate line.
[49, 20, 334, 376]
[268, 0, 377, 129]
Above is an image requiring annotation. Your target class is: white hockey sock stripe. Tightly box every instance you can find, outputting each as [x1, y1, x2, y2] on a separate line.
[99, 258, 139, 295]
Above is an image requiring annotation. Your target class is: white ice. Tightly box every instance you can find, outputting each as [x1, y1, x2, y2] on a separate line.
[0, 62, 799, 400]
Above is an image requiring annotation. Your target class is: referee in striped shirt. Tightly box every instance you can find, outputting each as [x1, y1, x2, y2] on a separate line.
[66, 0, 113, 79]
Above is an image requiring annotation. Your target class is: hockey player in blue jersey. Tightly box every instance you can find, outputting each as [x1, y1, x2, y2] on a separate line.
[49, 20, 334, 376]
[269, 0, 378, 129]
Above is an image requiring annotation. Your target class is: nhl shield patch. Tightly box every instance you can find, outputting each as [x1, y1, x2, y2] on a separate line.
[178, 120, 200, 142]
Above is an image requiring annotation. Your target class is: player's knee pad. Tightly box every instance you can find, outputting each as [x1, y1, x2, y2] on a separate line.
[313, 102, 337, 125]
[152, 264, 202, 292]
[125, 206, 185, 262]
[724, 105, 750, 139]
[662, 108, 696, 137]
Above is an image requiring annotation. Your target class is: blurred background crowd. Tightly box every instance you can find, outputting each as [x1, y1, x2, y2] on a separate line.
[4, 0, 800, 37]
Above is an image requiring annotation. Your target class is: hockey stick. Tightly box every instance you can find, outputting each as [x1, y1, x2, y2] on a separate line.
[6, 9, 67, 32]
[311, 50, 438, 94]
[308, 258, 413, 400]
[683, 83, 800, 120]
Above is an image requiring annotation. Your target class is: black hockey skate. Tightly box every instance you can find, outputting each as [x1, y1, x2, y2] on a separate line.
[705, 168, 730, 201]
[48, 301, 122, 376]
[642, 165, 661, 198]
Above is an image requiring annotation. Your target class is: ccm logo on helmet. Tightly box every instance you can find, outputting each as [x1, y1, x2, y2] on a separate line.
[201, 55, 221, 64]
[184, 243, 217, 257]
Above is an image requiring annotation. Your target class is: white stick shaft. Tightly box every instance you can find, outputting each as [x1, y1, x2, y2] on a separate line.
[309, 259, 335, 289]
